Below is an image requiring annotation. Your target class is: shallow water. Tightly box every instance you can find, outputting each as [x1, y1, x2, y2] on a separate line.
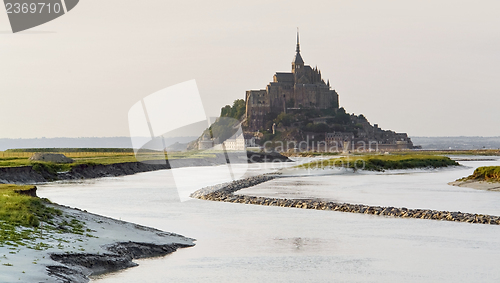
[37, 159, 500, 282]
[239, 159, 500, 215]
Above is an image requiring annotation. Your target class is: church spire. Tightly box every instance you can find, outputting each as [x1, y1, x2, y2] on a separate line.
[296, 28, 300, 53]
[292, 28, 304, 72]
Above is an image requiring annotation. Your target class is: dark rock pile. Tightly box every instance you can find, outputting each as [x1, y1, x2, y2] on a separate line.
[190, 174, 277, 199]
[48, 242, 192, 283]
[191, 175, 500, 225]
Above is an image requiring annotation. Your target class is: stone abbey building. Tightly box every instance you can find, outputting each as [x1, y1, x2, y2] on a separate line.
[245, 32, 339, 131]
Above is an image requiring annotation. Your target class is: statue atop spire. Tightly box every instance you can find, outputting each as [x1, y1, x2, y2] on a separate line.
[296, 27, 300, 53]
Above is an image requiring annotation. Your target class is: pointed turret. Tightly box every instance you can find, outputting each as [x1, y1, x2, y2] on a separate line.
[292, 28, 304, 73]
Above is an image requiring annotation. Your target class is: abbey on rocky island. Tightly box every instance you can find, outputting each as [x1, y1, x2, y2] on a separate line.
[214, 31, 416, 152]
[245, 31, 339, 131]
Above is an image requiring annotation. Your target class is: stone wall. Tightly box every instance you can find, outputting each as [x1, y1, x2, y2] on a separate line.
[191, 175, 500, 225]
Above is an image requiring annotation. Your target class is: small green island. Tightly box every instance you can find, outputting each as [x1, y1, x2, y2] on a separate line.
[462, 166, 500, 182]
[450, 166, 500, 192]
[296, 154, 459, 171]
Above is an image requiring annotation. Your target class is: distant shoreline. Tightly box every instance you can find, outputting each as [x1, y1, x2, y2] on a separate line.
[3, 136, 500, 152]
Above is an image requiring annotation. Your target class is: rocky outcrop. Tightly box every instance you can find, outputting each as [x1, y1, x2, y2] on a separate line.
[191, 175, 500, 225]
[48, 242, 192, 283]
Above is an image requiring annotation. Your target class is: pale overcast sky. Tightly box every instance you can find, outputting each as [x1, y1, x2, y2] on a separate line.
[0, 0, 499, 138]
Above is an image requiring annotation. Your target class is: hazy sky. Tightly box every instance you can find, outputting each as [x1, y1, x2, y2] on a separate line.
[1, 0, 499, 138]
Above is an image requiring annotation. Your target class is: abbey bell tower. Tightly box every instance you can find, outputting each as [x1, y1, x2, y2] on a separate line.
[292, 29, 304, 73]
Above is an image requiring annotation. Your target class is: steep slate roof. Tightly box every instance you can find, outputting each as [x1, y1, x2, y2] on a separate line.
[274, 72, 294, 82]
[294, 52, 304, 65]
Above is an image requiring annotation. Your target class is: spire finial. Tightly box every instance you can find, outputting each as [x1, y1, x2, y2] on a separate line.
[296, 27, 300, 53]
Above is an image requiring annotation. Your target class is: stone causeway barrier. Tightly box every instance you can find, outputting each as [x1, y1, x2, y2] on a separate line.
[191, 174, 500, 225]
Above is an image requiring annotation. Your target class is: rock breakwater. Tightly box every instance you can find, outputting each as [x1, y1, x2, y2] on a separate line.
[191, 175, 500, 225]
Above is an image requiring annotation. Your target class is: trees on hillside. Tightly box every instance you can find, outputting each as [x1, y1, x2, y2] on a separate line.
[220, 99, 246, 120]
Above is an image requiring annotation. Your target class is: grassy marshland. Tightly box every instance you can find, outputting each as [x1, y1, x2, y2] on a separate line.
[461, 166, 500, 182]
[0, 149, 153, 169]
[0, 148, 220, 174]
[0, 185, 60, 228]
[297, 154, 459, 171]
[0, 184, 92, 251]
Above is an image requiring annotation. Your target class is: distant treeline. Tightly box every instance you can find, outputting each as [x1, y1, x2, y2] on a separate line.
[5, 148, 136, 153]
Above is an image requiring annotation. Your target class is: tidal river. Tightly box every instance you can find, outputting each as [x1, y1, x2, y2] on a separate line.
[38, 158, 500, 282]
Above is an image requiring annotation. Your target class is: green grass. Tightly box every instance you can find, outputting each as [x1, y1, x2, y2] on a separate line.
[0, 153, 140, 169]
[0, 185, 61, 227]
[5, 148, 137, 153]
[0, 149, 223, 173]
[0, 184, 60, 248]
[462, 166, 500, 182]
[296, 154, 459, 171]
[0, 184, 92, 250]
[0, 157, 32, 168]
